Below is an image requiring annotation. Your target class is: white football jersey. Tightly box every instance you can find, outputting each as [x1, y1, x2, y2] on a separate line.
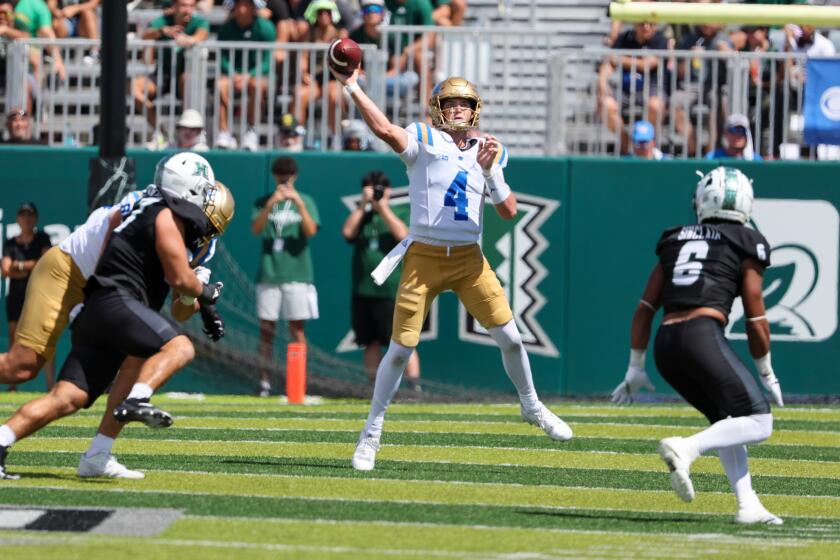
[59, 188, 151, 279]
[399, 123, 509, 244]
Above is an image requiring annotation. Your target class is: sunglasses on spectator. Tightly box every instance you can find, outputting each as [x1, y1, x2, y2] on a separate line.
[362, 5, 383, 14]
[726, 126, 747, 136]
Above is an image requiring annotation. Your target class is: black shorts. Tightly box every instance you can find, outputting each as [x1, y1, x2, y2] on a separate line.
[5, 291, 24, 323]
[58, 288, 184, 408]
[654, 316, 770, 423]
[352, 296, 395, 347]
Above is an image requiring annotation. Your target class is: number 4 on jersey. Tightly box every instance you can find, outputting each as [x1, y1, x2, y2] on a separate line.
[444, 171, 469, 221]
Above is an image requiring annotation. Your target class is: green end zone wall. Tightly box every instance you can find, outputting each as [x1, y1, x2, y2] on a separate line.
[0, 147, 838, 396]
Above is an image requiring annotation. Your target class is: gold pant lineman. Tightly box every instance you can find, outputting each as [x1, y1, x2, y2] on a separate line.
[330, 61, 573, 471]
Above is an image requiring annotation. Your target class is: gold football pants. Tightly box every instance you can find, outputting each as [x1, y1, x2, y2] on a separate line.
[15, 246, 86, 360]
[392, 242, 513, 347]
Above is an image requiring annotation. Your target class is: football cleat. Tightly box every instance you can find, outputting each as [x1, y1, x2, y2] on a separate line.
[352, 434, 380, 471]
[735, 503, 784, 526]
[0, 445, 20, 480]
[521, 403, 573, 442]
[78, 451, 145, 479]
[658, 437, 698, 503]
[113, 398, 173, 428]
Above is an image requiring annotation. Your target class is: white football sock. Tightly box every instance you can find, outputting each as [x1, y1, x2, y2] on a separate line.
[488, 320, 539, 411]
[0, 425, 16, 447]
[84, 433, 115, 458]
[127, 383, 154, 401]
[719, 445, 762, 509]
[686, 413, 773, 455]
[361, 341, 414, 440]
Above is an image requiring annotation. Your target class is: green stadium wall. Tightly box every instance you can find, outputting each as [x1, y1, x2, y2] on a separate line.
[0, 147, 838, 396]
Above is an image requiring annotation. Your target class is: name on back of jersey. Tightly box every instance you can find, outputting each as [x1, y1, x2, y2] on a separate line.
[677, 225, 722, 242]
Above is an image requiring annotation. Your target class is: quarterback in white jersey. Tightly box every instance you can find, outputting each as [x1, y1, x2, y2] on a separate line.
[332, 66, 573, 472]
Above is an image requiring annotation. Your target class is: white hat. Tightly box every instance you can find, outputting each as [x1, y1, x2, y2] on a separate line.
[177, 109, 204, 129]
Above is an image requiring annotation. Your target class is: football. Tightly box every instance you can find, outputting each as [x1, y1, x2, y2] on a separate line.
[327, 38, 362, 76]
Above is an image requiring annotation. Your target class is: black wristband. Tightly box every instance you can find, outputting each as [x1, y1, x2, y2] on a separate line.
[198, 283, 216, 305]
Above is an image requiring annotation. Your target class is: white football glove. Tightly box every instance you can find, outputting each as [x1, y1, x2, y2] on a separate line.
[754, 353, 784, 407]
[194, 266, 212, 285]
[611, 349, 655, 405]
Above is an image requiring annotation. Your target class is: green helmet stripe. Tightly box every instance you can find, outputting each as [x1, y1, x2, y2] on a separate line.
[722, 168, 739, 210]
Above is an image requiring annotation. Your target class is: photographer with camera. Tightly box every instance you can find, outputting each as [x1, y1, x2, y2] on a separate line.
[252, 156, 321, 397]
[342, 171, 421, 391]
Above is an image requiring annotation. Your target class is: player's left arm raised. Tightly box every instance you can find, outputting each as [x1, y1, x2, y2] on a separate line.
[477, 135, 516, 219]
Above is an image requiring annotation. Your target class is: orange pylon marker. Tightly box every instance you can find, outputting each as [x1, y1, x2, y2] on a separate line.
[286, 342, 307, 404]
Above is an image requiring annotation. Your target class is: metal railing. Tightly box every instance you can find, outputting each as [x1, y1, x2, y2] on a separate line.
[3, 32, 840, 159]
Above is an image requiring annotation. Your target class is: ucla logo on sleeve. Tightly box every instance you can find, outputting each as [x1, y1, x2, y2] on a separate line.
[727, 199, 839, 342]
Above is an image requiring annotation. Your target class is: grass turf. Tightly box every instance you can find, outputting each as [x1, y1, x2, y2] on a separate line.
[1, 394, 839, 559]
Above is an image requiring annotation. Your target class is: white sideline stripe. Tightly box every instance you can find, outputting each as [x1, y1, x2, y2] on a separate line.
[12, 468, 840, 505]
[0, 509, 45, 529]
[9, 484, 840, 528]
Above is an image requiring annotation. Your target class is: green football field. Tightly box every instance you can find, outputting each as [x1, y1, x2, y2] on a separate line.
[1, 393, 839, 559]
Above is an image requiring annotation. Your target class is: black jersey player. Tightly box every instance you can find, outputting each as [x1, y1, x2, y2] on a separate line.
[612, 166, 784, 525]
[0, 158, 234, 480]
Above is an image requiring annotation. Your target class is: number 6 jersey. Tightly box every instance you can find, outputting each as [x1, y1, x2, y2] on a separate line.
[399, 122, 508, 244]
[656, 222, 771, 316]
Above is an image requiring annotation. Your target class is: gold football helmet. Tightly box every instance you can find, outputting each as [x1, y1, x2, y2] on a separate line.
[204, 181, 235, 238]
[429, 77, 481, 131]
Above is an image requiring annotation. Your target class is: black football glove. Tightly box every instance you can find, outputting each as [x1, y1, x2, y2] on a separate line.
[199, 303, 225, 342]
[198, 281, 224, 306]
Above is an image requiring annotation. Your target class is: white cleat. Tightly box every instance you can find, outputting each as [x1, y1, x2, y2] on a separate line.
[352, 434, 380, 471]
[658, 437, 697, 503]
[77, 451, 145, 479]
[735, 504, 784, 526]
[521, 403, 573, 442]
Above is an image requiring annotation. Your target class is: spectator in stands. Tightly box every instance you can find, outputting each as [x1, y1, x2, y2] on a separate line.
[342, 119, 373, 151]
[706, 113, 763, 161]
[671, 20, 732, 157]
[295, 0, 343, 136]
[132, 0, 210, 149]
[431, 0, 465, 27]
[629, 120, 665, 160]
[0, 1, 33, 112]
[350, 0, 419, 97]
[277, 112, 306, 151]
[2, 108, 42, 144]
[215, 0, 276, 151]
[597, 21, 667, 154]
[251, 156, 320, 397]
[385, 0, 434, 100]
[48, 0, 100, 58]
[341, 170, 421, 391]
[2, 202, 53, 391]
[738, 25, 776, 156]
[13, 0, 67, 82]
[259, 0, 296, 63]
[166, 109, 209, 151]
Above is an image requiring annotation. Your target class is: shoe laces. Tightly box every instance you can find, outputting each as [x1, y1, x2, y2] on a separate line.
[358, 436, 380, 454]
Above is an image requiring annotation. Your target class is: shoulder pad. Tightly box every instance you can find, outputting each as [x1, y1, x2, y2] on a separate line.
[720, 224, 772, 268]
[492, 142, 509, 169]
[406, 122, 436, 146]
[655, 226, 684, 255]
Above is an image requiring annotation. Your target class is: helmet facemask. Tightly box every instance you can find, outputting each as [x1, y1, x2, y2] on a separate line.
[202, 182, 235, 243]
[429, 77, 482, 132]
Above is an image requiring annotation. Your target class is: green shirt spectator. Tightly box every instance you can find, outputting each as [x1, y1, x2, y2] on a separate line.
[385, 0, 432, 53]
[253, 191, 320, 284]
[218, 13, 276, 76]
[148, 10, 210, 75]
[13, 0, 51, 36]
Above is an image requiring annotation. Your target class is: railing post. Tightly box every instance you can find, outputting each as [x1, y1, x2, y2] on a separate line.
[546, 53, 567, 157]
[5, 42, 28, 112]
[184, 46, 209, 117]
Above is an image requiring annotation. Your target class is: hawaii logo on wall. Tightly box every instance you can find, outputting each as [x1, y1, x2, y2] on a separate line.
[727, 198, 839, 342]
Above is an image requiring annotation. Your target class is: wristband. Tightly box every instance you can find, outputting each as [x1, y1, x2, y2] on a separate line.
[344, 82, 360, 96]
[754, 353, 773, 377]
[179, 295, 197, 306]
[484, 168, 511, 204]
[629, 349, 645, 368]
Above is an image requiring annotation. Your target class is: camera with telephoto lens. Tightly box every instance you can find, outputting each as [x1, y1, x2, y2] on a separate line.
[373, 184, 385, 201]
